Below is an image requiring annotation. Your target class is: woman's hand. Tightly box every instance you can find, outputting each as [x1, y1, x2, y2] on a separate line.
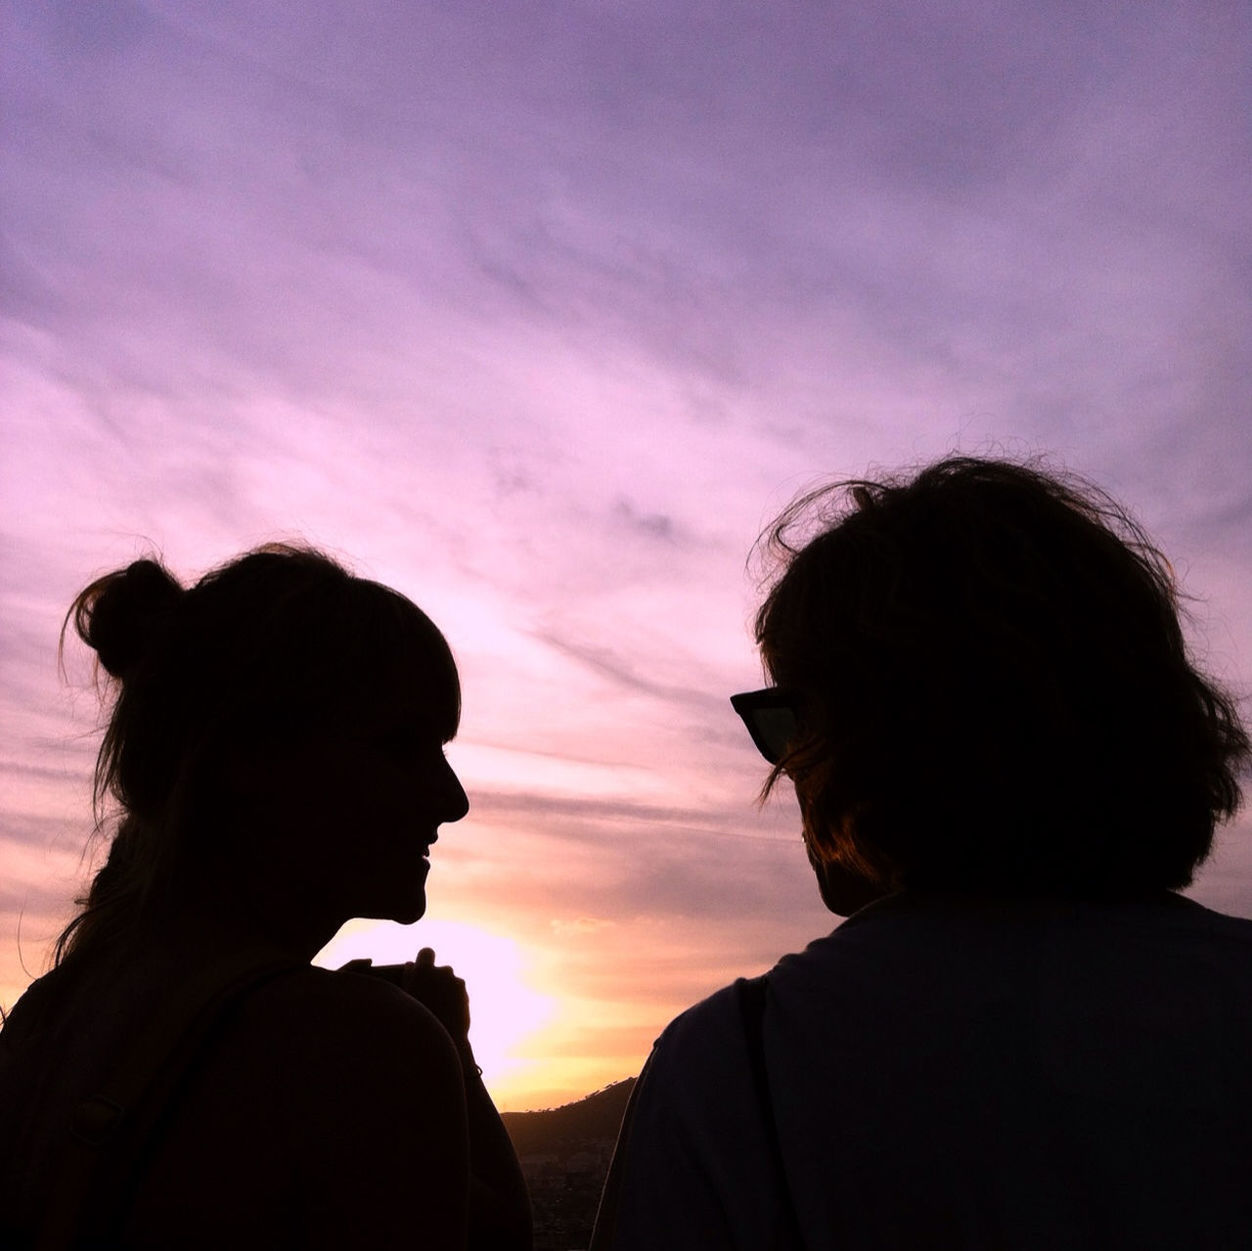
[396, 952, 532, 1248]
[340, 949, 471, 1046]
[336, 949, 530, 1247]
[398, 947, 471, 1045]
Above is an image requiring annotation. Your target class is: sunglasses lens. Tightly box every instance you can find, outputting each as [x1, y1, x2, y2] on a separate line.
[753, 704, 798, 764]
[732, 689, 801, 765]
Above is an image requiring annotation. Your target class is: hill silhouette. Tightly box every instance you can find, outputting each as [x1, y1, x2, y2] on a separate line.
[500, 1077, 635, 1156]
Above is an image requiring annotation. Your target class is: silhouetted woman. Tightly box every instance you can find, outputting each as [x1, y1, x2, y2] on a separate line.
[594, 457, 1252, 1251]
[0, 546, 530, 1249]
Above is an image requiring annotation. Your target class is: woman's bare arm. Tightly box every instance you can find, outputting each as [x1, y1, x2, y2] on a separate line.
[248, 968, 473, 1249]
[392, 950, 532, 1251]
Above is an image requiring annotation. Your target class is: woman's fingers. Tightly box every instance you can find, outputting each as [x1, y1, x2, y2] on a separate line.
[336, 950, 472, 1044]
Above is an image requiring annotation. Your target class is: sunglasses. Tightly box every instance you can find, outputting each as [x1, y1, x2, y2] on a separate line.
[730, 687, 801, 765]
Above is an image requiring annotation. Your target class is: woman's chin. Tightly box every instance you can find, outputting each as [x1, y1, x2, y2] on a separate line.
[353, 888, 427, 927]
[388, 894, 427, 925]
[398, 891, 428, 931]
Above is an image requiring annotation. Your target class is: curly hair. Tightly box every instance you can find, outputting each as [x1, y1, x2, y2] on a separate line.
[56, 544, 459, 965]
[754, 457, 1249, 897]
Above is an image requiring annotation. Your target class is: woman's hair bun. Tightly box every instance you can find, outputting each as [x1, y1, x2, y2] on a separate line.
[80, 559, 185, 679]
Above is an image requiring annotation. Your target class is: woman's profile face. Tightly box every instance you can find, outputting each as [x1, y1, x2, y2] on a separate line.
[334, 733, 467, 924]
[249, 656, 468, 930]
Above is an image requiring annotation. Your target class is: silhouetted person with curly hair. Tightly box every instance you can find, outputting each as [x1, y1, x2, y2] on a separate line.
[0, 546, 531, 1249]
[595, 457, 1252, 1251]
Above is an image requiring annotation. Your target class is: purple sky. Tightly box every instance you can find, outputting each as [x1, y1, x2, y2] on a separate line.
[3, 0, 1250, 1108]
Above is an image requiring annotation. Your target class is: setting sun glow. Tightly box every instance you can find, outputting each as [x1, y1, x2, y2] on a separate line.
[316, 918, 555, 1110]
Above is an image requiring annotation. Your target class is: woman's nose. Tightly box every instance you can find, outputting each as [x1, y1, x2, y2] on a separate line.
[441, 758, 469, 824]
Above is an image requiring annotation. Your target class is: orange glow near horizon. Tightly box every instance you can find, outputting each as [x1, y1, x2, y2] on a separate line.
[316, 918, 564, 1111]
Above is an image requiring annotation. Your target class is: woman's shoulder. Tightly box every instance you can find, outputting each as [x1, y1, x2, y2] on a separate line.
[641, 980, 768, 1122]
[122, 962, 470, 1247]
[604, 979, 786, 1249]
[651, 980, 746, 1057]
[230, 962, 463, 1075]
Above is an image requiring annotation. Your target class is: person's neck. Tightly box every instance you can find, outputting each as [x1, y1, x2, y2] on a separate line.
[160, 895, 339, 965]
